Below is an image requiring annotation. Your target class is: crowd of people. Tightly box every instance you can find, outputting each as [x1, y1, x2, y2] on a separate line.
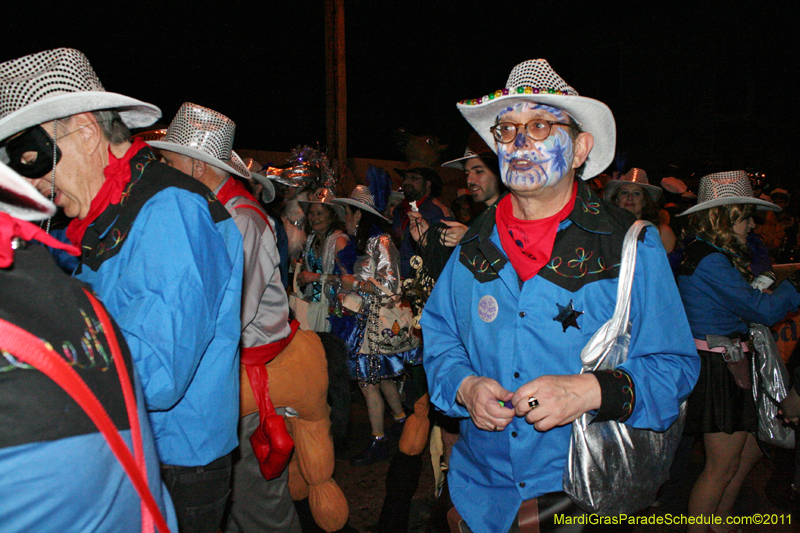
[2, 47, 800, 533]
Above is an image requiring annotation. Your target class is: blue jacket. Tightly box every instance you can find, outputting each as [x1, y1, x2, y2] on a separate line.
[677, 239, 800, 337]
[75, 147, 243, 467]
[0, 239, 178, 532]
[422, 181, 699, 533]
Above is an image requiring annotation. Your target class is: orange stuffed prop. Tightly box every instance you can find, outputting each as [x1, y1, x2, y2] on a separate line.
[242, 329, 349, 532]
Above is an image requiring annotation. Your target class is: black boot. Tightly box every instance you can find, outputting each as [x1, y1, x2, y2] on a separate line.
[377, 451, 423, 533]
[350, 436, 391, 466]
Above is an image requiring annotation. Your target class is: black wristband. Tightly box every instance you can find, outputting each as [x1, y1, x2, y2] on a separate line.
[591, 369, 635, 423]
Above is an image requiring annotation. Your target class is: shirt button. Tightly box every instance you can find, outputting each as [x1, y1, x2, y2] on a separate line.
[519, 482, 526, 488]
[512, 431, 518, 438]
[514, 372, 520, 378]
[519, 312, 526, 318]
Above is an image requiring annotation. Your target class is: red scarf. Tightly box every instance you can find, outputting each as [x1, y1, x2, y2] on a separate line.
[399, 195, 429, 232]
[495, 181, 577, 281]
[216, 176, 259, 206]
[0, 212, 80, 268]
[65, 138, 148, 247]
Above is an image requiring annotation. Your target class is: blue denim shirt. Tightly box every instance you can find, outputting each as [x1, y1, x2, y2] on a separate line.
[422, 183, 699, 533]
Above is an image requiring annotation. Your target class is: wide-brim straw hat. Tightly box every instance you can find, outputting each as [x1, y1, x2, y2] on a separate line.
[678, 170, 780, 216]
[149, 102, 250, 179]
[244, 157, 276, 204]
[0, 48, 161, 142]
[604, 168, 662, 202]
[298, 187, 345, 220]
[456, 59, 615, 180]
[334, 185, 391, 222]
[441, 132, 497, 169]
[0, 160, 55, 221]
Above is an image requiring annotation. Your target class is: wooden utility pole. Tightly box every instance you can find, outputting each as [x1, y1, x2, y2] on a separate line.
[325, 0, 346, 167]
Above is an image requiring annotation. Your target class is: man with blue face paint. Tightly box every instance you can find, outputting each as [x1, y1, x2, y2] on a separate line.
[421, 59, 699, 532]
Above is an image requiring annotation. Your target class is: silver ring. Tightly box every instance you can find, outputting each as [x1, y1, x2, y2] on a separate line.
[528, 396, 539, 409]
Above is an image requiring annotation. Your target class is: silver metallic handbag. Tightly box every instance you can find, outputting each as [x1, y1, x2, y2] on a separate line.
[563, 220, 686, 515]
[750, 323, 795, 448]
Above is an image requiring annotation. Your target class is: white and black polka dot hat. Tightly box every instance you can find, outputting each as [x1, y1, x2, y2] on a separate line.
[0, 48, 161, 142]
[678, 170, 780, 216]
[149, 102, 251, 179]
[456, 59, 615, 180]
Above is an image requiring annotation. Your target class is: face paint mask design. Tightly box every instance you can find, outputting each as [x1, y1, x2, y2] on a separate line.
[495, 103, 574, 190]
[3, 125, 62, 179]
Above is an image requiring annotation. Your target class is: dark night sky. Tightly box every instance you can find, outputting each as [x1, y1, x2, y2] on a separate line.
[3, 2, 799, 186]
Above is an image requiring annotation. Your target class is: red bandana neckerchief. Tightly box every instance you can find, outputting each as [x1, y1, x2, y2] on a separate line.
[495, 181, 577, 281]
[216, 176, 258, 206]
[399, 195, 429, 232]
[0, 212, 81, 268]
[65, 138, 148, 247]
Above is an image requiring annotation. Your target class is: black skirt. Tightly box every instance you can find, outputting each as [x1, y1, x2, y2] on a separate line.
[684, 349, 758, 435]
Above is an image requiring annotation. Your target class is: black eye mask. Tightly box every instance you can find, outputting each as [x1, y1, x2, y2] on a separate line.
[4, 125, 62, 178]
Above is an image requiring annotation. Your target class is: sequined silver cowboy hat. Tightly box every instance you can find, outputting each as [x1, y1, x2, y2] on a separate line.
[0, 48, 161, 142]
[678, 170, 781, 216]
[149, 102, 251, 179]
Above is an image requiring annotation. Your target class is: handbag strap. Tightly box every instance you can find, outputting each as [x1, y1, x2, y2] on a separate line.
[367, 277, 396, 298]
[607, 220, 654, 336]
[0, 291, 171, 533]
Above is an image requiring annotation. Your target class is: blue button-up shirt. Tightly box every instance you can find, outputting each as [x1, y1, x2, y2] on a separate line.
[422, 182, 698, 533]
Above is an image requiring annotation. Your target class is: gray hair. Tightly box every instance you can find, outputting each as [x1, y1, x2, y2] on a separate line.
[91, 109, 131, 145]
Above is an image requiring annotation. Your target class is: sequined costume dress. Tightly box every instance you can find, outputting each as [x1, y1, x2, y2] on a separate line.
[302, 230, 349, 302]
[342, 229, 421, 384]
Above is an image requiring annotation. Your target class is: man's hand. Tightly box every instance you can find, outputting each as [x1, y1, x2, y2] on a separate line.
[440, 220, 468, 248]
[511, 374, 601, 431]
[780, 387, 800, 425]
[456, 375, 515, 431]
[407, 211, 429, 243]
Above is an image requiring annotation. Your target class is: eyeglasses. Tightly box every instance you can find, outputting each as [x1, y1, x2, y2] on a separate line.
[489, 119, 577, 144]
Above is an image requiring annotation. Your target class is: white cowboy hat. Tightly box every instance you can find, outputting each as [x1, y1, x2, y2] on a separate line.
[456, 58, 615, 180]
[298, 187, 345, 220]
[0, 48, 161, 142]
[149, 102, 251, 179]
[334, 185, 391, 222]
[441, 132, 496, 169]
[678, 170, 781, 216]
[0, 160, 55, 221]
[244, 157, 276, 204]
[603, 168, 662, 202]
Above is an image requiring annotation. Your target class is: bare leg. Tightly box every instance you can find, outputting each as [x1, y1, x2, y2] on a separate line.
[687, 431, 748, 533]
[716, 432, 762, 521]
[360, 383, 385, 436]
[379, 378, 405, 419]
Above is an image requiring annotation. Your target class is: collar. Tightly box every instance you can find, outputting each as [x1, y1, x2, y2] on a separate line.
[457, 179, 617, 284]
[461, 179, 612, 247]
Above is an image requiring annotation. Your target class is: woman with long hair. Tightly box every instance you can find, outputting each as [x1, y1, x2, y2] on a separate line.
[676, 171, 800, 533]
[295, 188, 349, 322]
[606, 168, 677, 253]
[331, 180, 420, 466]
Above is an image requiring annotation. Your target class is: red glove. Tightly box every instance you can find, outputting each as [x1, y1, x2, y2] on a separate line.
[245, 364, 295, 481]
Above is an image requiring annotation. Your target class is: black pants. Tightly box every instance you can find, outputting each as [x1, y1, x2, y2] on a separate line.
[161, 452, 233, 533]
